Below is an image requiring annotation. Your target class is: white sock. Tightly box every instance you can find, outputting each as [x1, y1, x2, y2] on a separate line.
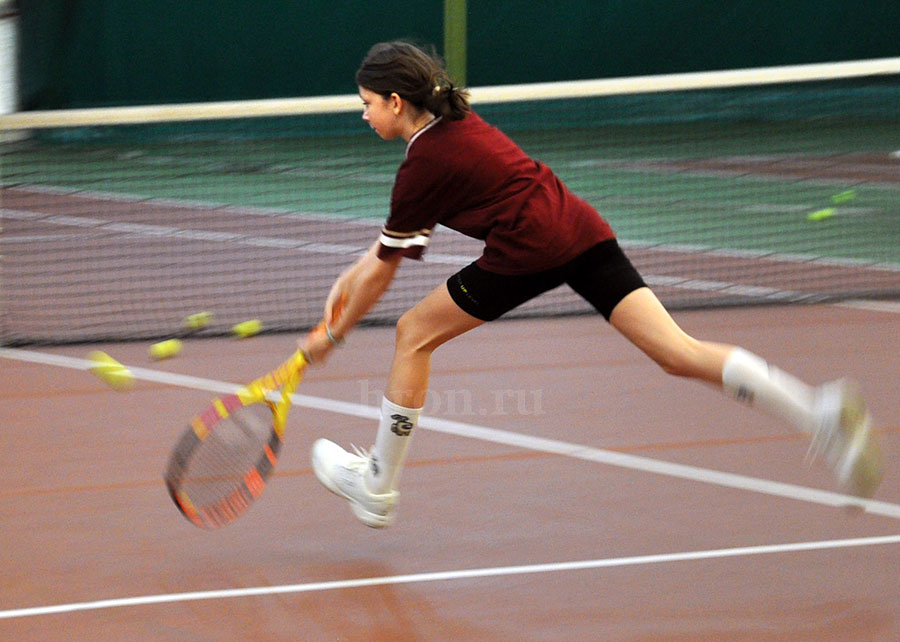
[721, 348, 817, 433]
[365, 396, 421, 494]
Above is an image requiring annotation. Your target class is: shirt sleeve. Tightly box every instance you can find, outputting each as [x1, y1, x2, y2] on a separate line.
[376, 227, 432, 260]
[377, 153, 448, 261]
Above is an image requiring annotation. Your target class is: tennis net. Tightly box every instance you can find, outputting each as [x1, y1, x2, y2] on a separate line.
[2, 58, 899, 345]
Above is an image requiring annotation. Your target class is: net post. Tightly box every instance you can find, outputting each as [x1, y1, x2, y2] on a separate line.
[0, 0, 18, 346]
[443, 0, 467, 86]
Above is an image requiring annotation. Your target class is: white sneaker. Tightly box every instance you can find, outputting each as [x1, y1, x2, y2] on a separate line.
[311, 438, 397, 528]
[809, 380, 884, 498]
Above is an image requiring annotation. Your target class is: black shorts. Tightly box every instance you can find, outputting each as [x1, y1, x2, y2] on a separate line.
[446, 239, 646, 322]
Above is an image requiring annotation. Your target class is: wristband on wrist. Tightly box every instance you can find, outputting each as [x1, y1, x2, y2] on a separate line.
[325, 323, 344, 346]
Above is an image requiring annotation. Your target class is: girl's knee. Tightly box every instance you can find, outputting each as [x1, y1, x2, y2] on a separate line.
[643, 334, 703, 377]
[395, 308, 435, 354]
[395, 285, 485, 356]
[653, 339, 725, 381]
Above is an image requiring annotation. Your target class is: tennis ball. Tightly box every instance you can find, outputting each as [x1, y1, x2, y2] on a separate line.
[149, 338, 183, 360]
[184, 311, 212, 330]
[88, 351, 135, 391]
[807, 208, 836, 222]
[831, 190, 856, 204]
[232, 319, 262, 338]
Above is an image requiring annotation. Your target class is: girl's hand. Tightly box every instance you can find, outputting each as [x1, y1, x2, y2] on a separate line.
[299, 324, 335, 366]
[302, 280, 348, 366]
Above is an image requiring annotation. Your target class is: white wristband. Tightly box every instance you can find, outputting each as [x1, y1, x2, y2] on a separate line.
[325, 323, 344, 346]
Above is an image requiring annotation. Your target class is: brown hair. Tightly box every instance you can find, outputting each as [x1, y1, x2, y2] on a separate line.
[355, 41, 470, 121]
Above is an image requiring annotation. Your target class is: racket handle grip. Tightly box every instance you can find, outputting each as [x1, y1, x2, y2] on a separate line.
[293, 349, 311, 369]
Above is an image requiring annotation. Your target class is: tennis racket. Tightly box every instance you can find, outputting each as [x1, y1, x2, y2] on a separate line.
[164, 312, 339, 528]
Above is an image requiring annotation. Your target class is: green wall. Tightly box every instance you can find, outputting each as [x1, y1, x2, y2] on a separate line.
[17, 1, 900, 109]
[17, 0, 442, 108]
[468, 1, 900, 84]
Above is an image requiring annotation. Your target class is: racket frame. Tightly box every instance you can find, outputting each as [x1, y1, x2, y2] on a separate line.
[164, 350, 308, 528]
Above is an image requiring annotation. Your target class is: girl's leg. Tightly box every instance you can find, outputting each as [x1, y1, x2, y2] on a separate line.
[608, 287, 817, 431]
[366, 284, 484, 493]
[609, 287, 882, 497]
[311, 283, 484, 527]
[386, 283, 486, 409]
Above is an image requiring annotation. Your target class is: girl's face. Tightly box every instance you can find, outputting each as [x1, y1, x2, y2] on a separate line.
[359, 87, 402, 140]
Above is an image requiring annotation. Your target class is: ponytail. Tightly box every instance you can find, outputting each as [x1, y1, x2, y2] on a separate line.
[356, 41, 471, 121]
[423, 78, 470, 121]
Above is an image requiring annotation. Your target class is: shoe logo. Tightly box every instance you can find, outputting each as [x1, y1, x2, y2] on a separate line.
[390, 414, 413, 436]
[369, 455, 381, 477]
[735, 386, 754, 404]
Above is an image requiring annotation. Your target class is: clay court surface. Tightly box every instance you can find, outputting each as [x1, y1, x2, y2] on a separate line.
[1, 301, 898, 641]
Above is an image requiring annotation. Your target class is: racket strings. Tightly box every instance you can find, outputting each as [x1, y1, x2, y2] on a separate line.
[166, 350, 309, 528]
[180, 404, 275, 506]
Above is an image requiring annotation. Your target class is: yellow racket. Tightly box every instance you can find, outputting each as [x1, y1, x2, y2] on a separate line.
[164, 305, 342, 528]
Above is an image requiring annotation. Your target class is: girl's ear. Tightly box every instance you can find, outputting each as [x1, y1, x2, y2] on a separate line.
[388, 92, 404, 116]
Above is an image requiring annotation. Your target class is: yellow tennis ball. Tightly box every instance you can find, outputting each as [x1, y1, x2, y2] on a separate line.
[88, 351, 135, 391]
[232, 319, 262, 338]
[831, 190, 856, 204]
[184, 311, 212, 329]
[807, 208, 836, 222]
[150, 338, 183, 360]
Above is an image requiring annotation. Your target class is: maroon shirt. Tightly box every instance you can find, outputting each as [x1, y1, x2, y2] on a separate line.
[377, 111, 614, 275]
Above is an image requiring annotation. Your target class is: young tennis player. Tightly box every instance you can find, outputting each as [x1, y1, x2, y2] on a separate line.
[302, 41, 883, 528]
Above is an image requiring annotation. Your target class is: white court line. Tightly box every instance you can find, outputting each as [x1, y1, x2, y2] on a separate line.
[1, 533, 898, 620]
[837, 299, 900, 314]
[2, 347, 900, 520]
